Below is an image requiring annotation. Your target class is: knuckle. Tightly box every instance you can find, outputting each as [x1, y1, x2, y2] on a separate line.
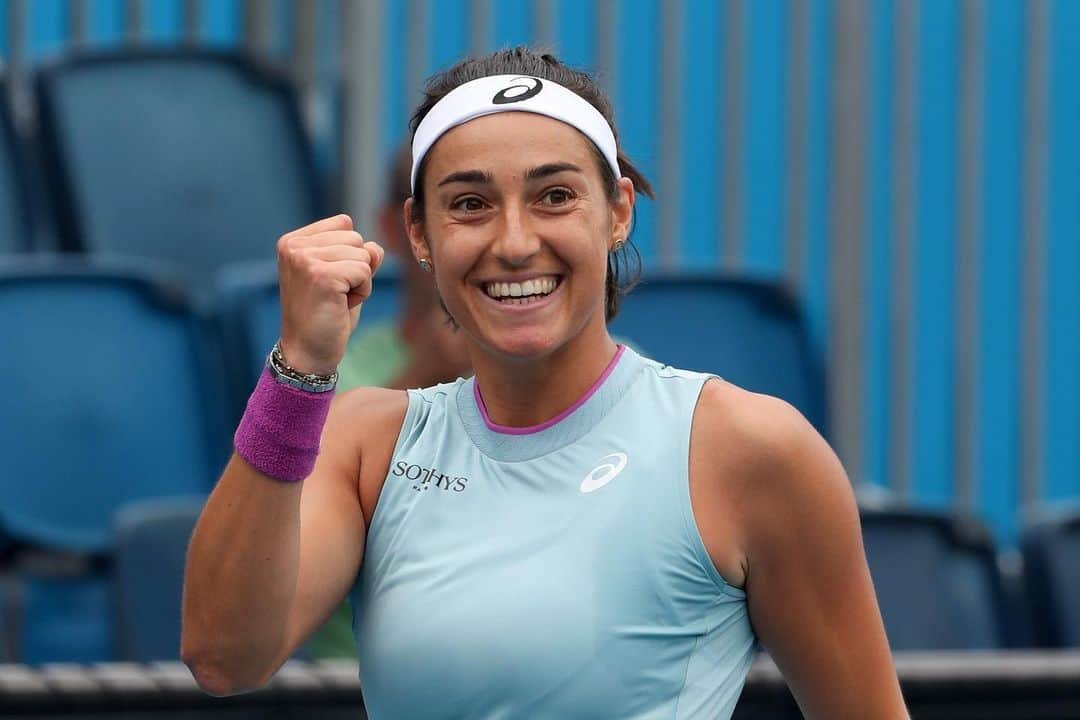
[285, 246, 306, 267]
[278, 234, 305, 259]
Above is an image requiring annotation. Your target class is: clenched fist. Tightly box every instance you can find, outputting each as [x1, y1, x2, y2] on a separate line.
[276, 214, 385, 376]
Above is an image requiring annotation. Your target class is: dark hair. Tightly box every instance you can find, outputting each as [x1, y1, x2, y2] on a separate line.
[408, 46, 654, 322]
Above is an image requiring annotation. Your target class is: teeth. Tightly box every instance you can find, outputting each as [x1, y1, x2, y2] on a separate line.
[485, 276, 559, 300]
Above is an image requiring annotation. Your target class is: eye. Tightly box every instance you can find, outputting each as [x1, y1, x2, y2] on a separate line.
[451, 195, 487, 212]
[540, 187, 574, 206]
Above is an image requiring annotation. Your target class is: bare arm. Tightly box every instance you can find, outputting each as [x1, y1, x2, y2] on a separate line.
[180, 450, 303, 696]
[698, 383, 908, 719]
[181, 387, 404, 695]
[181, 214, 391, 695]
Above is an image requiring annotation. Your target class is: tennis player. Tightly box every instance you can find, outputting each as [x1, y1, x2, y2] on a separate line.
[182, 47, 909, 719]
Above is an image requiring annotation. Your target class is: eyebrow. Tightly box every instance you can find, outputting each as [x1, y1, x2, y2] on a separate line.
[524, 162, 584, 181]
[435, 162, 585, 188]
[437, 169, 495, 187]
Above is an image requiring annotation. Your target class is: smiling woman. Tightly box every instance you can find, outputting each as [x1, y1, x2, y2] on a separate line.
[181, 47, 910, 720]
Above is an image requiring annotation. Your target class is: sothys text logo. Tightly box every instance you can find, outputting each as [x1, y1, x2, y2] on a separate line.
[393, 461, 469, 493]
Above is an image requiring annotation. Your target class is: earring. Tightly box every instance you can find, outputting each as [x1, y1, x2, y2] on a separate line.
[612, 238, 625, 251]
[418, 258, 433, 272]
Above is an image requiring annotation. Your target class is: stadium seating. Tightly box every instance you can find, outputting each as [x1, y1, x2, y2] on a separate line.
[33, 49, 322, 288]
[0, 82, 32, 254]
[112, 496, 206, 662]
[0, 257, 231, 661]
[860, 507, 1009, 650]
[1021, 503, 1080, 647]
[608, 273, 826, 434]
[18, 564, 112, 664]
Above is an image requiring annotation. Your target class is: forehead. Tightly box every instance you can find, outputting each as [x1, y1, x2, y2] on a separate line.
[423, 112, 599, 180]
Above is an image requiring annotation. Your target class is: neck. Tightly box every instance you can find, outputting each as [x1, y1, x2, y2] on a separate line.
[470, 318, 619, 429]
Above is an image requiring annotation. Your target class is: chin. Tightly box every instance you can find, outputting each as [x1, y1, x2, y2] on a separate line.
[482, 330, 563, 361]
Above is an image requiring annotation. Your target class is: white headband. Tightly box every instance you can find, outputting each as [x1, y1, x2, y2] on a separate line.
[410, 74, 621, 192]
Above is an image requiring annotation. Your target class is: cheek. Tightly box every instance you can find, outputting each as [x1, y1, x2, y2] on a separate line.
[427, 224, 480, 271]
[426, 233, 480, 312]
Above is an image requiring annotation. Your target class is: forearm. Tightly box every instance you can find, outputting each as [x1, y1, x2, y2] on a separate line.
[181, 454, 302, 695]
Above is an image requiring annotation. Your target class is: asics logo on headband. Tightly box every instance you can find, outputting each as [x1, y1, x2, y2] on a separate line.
[492, 77, 544, 105]
[410, 73, 622, 191]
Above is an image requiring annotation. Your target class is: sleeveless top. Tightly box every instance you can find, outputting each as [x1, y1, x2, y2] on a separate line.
[350, 346, 757, 719]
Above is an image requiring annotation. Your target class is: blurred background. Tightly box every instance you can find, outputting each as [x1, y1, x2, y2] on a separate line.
[0, 0, 1078, 717]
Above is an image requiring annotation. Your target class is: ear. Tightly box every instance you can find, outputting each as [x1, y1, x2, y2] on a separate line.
[609, 177, 636, 250]
[404, 197, 431, 262]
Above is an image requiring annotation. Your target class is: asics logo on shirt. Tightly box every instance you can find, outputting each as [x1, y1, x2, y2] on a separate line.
[580, 452, 628, 493]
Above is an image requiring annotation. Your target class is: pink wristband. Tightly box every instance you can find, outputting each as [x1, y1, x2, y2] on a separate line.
[234, 368, 335, 482]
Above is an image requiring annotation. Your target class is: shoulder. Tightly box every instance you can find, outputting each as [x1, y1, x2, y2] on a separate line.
[324, 385, 410, 457]
[694, 377, 823, 472]
[333, 383, 409, 416]
[330, 383, 410, 423]
[692, 378, 858, 553]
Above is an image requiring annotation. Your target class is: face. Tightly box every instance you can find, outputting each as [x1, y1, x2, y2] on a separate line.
[406, 112, 634, 360]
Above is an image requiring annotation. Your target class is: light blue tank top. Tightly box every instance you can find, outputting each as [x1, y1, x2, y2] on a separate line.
[350, 346, 757, 719]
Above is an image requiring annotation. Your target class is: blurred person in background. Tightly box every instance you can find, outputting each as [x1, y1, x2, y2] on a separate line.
[305, 143, 471, 660]
[182, 47, 908, 719]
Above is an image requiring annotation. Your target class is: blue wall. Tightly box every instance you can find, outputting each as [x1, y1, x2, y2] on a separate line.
[2, 0, 1078, 543]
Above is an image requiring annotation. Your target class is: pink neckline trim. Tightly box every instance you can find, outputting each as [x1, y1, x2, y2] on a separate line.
[473, 344, 626, 436]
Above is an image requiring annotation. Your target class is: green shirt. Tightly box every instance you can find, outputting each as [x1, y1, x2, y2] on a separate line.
[337, 322, 409, 391]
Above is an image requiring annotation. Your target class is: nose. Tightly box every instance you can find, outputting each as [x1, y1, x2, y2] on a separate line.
[491, 202, 540, 267]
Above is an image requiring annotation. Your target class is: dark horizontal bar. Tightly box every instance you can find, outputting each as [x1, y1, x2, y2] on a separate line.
[0, 654, 1078, 718]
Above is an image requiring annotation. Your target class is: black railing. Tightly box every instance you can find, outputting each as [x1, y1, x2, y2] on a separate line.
[1, 652, 1079, 719]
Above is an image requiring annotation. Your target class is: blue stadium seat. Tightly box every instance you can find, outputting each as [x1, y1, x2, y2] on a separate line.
[0, 81, 32, 254]
[0, 257, 231, 662]
[112, 496, 206, 662]
[33, 49, 322, 288]
[608, 273, 825, 434]
[1021, 503, 1080, 648]
[860, 508, 1009, 650]
[0, 257, 229, 550]
[214, 260, 402, 419]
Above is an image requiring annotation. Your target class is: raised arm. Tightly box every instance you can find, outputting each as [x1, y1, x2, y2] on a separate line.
[180, 215, 391, 695]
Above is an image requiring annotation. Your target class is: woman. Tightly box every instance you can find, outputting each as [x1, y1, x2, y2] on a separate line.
[182, 48, 909, 719]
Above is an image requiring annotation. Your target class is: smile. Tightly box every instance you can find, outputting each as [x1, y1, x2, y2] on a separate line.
[483, 276, 561, 305]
